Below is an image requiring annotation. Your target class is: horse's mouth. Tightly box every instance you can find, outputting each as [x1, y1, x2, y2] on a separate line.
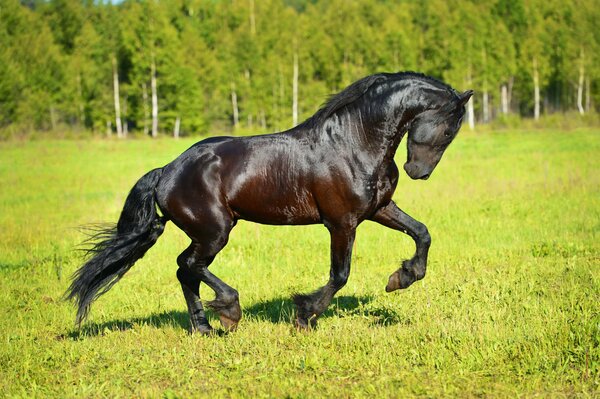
[404, 162, 431, 180]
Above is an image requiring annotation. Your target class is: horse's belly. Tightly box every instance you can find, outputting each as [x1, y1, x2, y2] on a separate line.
[229, 187, 321, 225]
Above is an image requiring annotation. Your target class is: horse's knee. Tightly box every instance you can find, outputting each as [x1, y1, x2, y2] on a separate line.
[416, 224, 431, 247]
[176, 267, 195, 285]
[177, 248, 196, 270]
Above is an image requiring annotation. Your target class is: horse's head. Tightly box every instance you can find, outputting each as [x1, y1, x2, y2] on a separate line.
[403, 90, 473, 180]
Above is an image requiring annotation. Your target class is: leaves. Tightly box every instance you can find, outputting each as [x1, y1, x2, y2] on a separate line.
[1, 0, 599, 135]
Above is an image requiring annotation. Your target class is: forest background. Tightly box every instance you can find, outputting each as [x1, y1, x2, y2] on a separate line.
[1, 0, 599, 139]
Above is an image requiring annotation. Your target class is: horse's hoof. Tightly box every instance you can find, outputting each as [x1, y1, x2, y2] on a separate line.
[294, 315, 317, 331]
[219, 314, 239, 332]
[385, 271, 401, 292]
[190, 325, 215, 336]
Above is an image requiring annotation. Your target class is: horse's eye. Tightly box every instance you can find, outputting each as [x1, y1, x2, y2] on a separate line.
[444, 131, 451, 137]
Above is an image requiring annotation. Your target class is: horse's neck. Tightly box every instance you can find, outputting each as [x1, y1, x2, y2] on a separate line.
[350, 101, 411, 167]
[309, 108, 404, 173]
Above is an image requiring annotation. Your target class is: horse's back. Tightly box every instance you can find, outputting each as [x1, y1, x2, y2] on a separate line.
[156, 133, 321, 226]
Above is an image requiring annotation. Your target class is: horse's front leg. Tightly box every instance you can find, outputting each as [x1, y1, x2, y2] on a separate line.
[293, 225, 356, 329]
[370, 200, 431, 292]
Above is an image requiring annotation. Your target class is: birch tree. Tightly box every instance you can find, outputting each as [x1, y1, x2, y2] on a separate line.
[112, 55, 123, 137]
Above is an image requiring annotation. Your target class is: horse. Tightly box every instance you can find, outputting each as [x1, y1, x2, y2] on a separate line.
[66, 72, 473, 334]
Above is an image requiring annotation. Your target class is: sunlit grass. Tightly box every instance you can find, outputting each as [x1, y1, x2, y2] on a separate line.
[0, 129, 598, 397]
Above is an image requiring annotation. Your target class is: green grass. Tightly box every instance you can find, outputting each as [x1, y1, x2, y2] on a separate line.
[0, 129, 598, 398]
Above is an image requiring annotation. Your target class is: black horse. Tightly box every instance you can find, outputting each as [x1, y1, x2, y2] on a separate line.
[67, 72, 472, 333]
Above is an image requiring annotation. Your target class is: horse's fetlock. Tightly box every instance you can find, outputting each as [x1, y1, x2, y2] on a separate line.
[331, 274, 349, 289]
[414, 267, 426, 280]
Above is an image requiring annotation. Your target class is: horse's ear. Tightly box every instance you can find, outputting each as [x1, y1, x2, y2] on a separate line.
[458, 90, 474, 107]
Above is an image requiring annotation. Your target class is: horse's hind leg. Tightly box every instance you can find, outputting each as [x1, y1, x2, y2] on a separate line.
[293, 225, 356, 329]
[177, 221, 241, 332]
[177, 261, 212, 334]
[198, 268, 241, 331]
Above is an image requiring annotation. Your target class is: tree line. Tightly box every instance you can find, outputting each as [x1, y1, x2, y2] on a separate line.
[1, 0, 598, 137]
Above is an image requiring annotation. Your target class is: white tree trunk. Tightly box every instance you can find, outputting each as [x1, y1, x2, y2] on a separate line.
[467, 95, 475, 130]
[231, 82, 239, 129]
[533, 57, 540, 120]
[142, 82, 149, 136]
[501, 84, 508, 114]
[112, 56, 123, 138]
[466, 69, 474, 130]
[577, 49, 585, 115]
[173, 116, 180, 139]
[292, 52, 298, 127]
[151, 55, 158, 138]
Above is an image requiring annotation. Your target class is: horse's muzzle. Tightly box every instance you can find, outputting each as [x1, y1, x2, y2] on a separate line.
[404, 162, 431, 180]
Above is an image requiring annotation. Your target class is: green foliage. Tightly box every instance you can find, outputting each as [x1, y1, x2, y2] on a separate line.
[1, 0, 600, 136]
[0, 129, 598, 396]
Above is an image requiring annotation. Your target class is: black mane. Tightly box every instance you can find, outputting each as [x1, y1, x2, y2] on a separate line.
[299, 71, 456, 129]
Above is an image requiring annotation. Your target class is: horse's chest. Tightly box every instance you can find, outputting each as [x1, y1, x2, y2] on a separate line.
[373, 163, 399, 207]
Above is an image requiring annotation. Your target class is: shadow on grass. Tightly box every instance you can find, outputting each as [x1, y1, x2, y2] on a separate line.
[61, 310, 192, 340]
[62, 294, 407, 339]
[245, 295, 375, 323]
[243, 294, 409, 327]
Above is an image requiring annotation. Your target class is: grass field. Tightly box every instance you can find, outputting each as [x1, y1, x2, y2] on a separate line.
[0, 129, 598, 397]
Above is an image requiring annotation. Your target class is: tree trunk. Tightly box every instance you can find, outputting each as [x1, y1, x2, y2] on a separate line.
[142, 82, 149, 136]
[481, 48, 489, 123]
[151, 54, 158, 138]
[231, 82, 239, 129]
[112, 56, 123, 138]
[467, 94, 475, 130]
[106, 120, 112, 137]
[466, 69, 474, 130]
[577, 49, 585, 115]
[173, 116, 180, 139]
[501, 84, 508, 114]
[292, 52, 298, 127]
[533, 57, 540, 120]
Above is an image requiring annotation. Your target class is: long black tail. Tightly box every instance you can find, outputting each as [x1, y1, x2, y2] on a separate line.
[66, 168, 167, 325]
